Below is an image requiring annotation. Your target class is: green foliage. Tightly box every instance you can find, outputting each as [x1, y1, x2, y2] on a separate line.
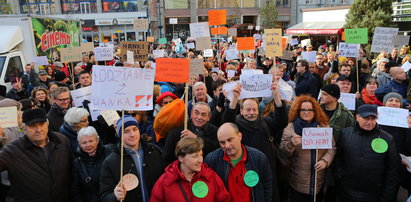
[260, 1, 278, 29]
[345, 0, 395, 53]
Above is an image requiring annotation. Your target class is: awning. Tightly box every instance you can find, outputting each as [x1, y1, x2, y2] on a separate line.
[286, 21, 345, 35]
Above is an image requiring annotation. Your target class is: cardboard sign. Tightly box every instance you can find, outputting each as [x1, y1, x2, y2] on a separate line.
[225, 49, 239, 60]
[338, 93, 356, 110]
[302, 128, 333, 149]
[237, 37, 255, 50]
[282, 50, 294, 60]
[392, 35, 411, 47]
[91, 66, 155, 110]
[190, 58, 205, 75]
[120, 41, 149, 62]
[344, 28, 368, 44]
[169, 18, 178, 24]
[153, 50, 165, 58]
[60, 47, 82, 63]
[338, 43, 360, 57]
[127, 51, 134, 64]
[32, 56, 49, 66]
[186, 43, 195, 49]
[133, 18, 149, 30]
[239, 74, 272, 98]
[228, 28, 237, 36]
[100, 110, 120, 126]
[301, 51, 317, 63]
[208, 10, 226, 26]
[81, 42, 95, 52]
[211, 27, 228, 35]
[257, 46, 266, 56]
[189, 22, 210, 38]
[377, 107, 409, 128]
[203, 49, 213, 57]
[371, 27, 399, 53]
[94, 47, 113, 61]
[0, 107, 18, 128]
[264, 29, 282, 57]
[147, 37, 155, 42]
[196, 36, 211, 50]
[155, 58, 189, 83]
[159, 38, 167, 44]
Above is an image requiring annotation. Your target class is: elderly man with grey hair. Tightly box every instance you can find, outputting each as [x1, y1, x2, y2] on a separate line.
[59, 107, 90, 152]
[372, 57, 390, 78]
[187, 81, 213, 116]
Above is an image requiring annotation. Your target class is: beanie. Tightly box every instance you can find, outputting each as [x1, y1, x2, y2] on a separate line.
[321, 84, 341, 99]
[115, 115, 139, 138]
[383, 92, 403, 105]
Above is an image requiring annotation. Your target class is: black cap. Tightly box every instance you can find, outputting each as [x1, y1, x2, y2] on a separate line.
[336, 74, 352, 82]
[23, 108, 47, 125]
[321, 84, 341, 99]
[54, 71, 66, 82]
[357, 104, 378, 118]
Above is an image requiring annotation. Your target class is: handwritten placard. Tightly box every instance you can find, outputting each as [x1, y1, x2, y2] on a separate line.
[127, 51, 134, 64]
[32, 56, 49, 66]
[155, 58, 189, 83]
[208, 10, 226, 26]
[302, 128, 333, 149]
[196, 36, 211, 51]
[153, 49, 165, 58]
[338, 93, 356, 110]
[240, 74, 272, 98]
[377, 106, 409, 128]
[392, 35, 411, 47]
[91, 66, 155, 110]
[94, 47, 113, 61]
[264, 29, 282, 57]
[338, 43, 360, 57]
[189, 22, 210, 38]
[0, 107, 17, 128]
[203, 49, 213, 57]
[227, 70, 235, 78]
[147, 37, 154, 42]
[282, 50, 294, 60]
[81, 42, 95, 52]
[120, 41, 149, 62]
[402, 60, 411, 72]
[237, 37, 255, 50]
[186, 43, 195, 49]
[159, 38, 167, 44]
[228, 28, 237, 36]
[133, 18, 149, 30]
[301, 51, 317, 63]
[225, 49, 239, 60]
[371, 27, 399, 53]
[100, 110, 120, 126]
[190, 58, 205, 75]
[241, 69, 263, 75]
[60, 47, 82, 63]
[301, 39, 311, 48]
[344, 28, 368, 44]
[70, 86, 92, 107]
[255, 26, 260, 31]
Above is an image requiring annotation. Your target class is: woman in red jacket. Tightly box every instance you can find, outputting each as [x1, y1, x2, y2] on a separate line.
[150, 138, 230, 202]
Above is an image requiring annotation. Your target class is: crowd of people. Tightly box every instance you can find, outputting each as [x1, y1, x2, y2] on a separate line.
[0, 38, 410, 202]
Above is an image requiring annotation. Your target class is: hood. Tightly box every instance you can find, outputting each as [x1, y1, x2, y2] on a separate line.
[162, 160, 213, 186]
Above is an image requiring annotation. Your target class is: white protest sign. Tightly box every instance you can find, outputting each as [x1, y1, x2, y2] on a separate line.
[371, 27, 399, 53]
[91, 66, 155, 110]
[186, 43, 195, 49]
[248, 25, 253, 30]
[94, 47, 113, 61]
[203, 49, 213, 57]
[189, 22, 210, 38]
[279, 79, 293, 102]
[301, 51, 317, 63]
[222, 80, 240, 101]
[393, 35, 411, 47]
[301, 39, 311, 47]
[400, 154, 411, 172]
[227, 70, 236, 78]
[153, 50, 165, 58]
[32, 56, 49, 66]
[127, 51, 134, 64]
[302, 128, 333, 149]
[241, 69, 263, 75]
[0, 107, 17, 128]
[291, 38, 299, 46]
[70, 86, 92, 107]
[212, 67, 219, 72]
[100, 110, 120, 126]
[169, 18, 178, 24]
[338, 93, 356, 110]
[225, 49, 239, 60]
[338, 43, 360, 57]
[402, 60, 411, 72]
[377, 106, 409, 128]
[240, 74, 272, 99]
[255, 26, 260, 31]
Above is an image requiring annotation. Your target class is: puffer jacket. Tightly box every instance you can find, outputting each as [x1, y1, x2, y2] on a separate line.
[335, 124, 400, 202]
[150, 160, 231, 202]
[279, 123, 336, 195]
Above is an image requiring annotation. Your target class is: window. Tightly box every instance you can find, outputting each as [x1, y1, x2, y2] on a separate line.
[198, 0, 213, 8]
[61, 1, 97, 14]
[216, 0, 240, 8]
[19, 0, 56, 15]
[165, 0, 189, 9]
[102, 0, 142, 12]
[5, 56, 23, 83]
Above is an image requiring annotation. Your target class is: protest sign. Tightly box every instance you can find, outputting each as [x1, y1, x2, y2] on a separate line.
[392, 35, 410, 47]
[133, 18, 149, 30]
[237, 37, 255, 50]
[91, 66, 155, 110]
[155, 58, 189, 83]
[279, 79, 293, 102]
[302, 128, 333, 149]
[81, 42, 95, 53]
[94, 47, 113, 61]
[211, 27, 227, 35]
[32, 56, 49, 66]
[241, 69, 263, 75]
[0, 107, 17, 128]
[186, 43, 195, 49]
[301, 39, 311, 47]
[338, 93, 356, 110]
[225, 49, 239, 60]
[255, 26, 260, 31]
[291, 38, 299, 46]
[60, 47, 82, 63]
[120, 41, 149, 62]
[153, 49, 165, 58]
[195, 36, 211, 51]
[264, 29, 282, 57]
[159, 38, 167, 44]
[203, 49, 213, 57]
[169, 18, 178, 24]
[227, 70, 235, 78]
[257, 46, 266, 56]
[100, 110, 120, 126]
[344, 28, 368, 44]
[247, 25, 253, 30]
[338, 43, 360, 57]
[70, 86, 92, 107]
[240, 74, 272, 98]
[189, 22, 210, 38]
[127, 51, 134, 64]
[301, 51, 317, 63]
[282, 50, 294, 60]
[190, 58, 205, 75]
[371, 27, 399, 53]
[228, 28, 237, 36]
[377, 106, 409, 128]
[147, 37, 155, 42]
[400, 154, 411, 172]
[223, 81, 239, 101]
[208, 10, 226, 26]
[402, 60, 411, 72]
[211, 67, 219, 72]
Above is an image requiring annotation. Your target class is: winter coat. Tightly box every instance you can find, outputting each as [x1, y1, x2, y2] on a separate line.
[6, 88, 28, 101]
[47, 104, 66, 132]
[60, 122, 79, 153]
[150, 160, 231, 202]
[295, 70, 319, 98]
[323, 103, 355, 142]
[376, 72, 392, 87]
[0, 132, 72, 202]
[204, 146, 273, 202]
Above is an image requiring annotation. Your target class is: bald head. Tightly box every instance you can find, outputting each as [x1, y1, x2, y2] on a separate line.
[217, 123, 243, 159]
[390, 66, 407, 82]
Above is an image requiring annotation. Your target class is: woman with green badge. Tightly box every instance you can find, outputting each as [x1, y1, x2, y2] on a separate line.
[150, 137, 230, 202]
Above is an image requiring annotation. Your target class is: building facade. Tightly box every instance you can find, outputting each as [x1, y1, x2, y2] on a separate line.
[292, 0, 353, 25]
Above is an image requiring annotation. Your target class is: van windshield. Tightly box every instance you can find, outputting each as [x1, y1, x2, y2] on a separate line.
[0, 56, 5, 76]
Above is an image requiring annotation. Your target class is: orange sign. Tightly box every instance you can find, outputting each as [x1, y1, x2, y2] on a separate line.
[208, 10, 226, 26]
[147, 37, 155, 42]
[237, 37, 255, 50]
[282, 37, 287, 51]
[211, 26, 227, 35]
[155, 58, 189, 83]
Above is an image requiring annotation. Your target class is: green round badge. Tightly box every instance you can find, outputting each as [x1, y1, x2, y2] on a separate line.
[371, 138, 388, 153]
[192, 181, 208, 198]
[244, 170, 259, 187]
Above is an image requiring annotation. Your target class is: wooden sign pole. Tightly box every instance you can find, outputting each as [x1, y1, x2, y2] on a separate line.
[119, 110, 125, 202]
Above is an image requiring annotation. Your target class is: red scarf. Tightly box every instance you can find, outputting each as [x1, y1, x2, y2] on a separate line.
[361, 88, 383, 106]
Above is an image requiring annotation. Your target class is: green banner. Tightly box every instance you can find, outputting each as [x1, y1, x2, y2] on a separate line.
[345, 28, 368, 44]
[32, 17, 81, 62]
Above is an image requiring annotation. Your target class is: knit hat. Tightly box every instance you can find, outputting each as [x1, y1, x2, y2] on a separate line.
[0, 98, 22, 111]
[38, 70, 47, 75]
[23, 108, 47, 125]
[54, 71, 67, 82]
[115, 115, 139, 138]
[321, 84, 340, 99]
[156, 91, 178, 105]
[383, 92, 403, 105]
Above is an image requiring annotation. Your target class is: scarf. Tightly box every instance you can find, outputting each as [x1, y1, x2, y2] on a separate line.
[293, 117, 318, 136]
[235, 114, 264, 135]
[361, 88, 383, 106]
[51, 103, 69, 115]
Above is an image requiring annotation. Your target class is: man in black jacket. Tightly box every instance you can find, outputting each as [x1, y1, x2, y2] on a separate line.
[47, 87, 71, 132]
[0, 108, 72, 202]
[335, 104, 399, 202]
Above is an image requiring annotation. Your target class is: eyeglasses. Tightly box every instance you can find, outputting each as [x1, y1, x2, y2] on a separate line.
[56, 97, 70, 102]
[300, 109, 314, 113]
